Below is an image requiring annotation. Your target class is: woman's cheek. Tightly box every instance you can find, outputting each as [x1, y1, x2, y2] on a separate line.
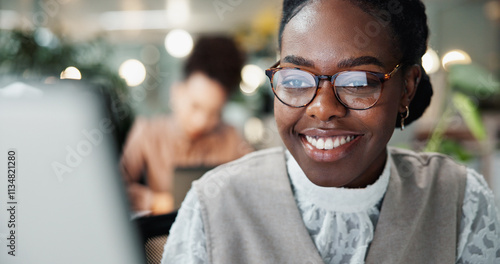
[275, 101, 299, 135]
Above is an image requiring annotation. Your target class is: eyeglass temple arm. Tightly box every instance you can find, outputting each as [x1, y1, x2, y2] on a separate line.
[384, 64, 402, 80]
[266, 60, 281, 81]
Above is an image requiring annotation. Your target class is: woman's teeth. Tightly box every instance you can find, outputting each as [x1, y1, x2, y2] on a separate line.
[305, 135, 356, 150]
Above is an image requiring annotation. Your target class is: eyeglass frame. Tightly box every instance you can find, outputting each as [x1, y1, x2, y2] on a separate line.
[265, 60, 403, 110]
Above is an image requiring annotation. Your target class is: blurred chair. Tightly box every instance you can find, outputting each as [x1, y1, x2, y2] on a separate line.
[135, 211, 178, 264]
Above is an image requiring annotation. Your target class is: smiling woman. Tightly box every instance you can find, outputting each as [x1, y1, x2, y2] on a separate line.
[161, 1, 500, 263]
[275, 0, 413, 189]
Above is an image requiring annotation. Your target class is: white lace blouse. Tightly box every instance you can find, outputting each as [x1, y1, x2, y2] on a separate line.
[162, 152, 500, 264]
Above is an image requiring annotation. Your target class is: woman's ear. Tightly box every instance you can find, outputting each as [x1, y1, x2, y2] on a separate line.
[400, 64, 421, 112]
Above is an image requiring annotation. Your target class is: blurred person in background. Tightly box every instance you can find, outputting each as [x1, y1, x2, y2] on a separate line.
[121, 36, 253, 215]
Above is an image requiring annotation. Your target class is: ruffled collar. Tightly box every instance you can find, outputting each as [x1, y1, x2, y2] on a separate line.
[286, 150, 391, 213]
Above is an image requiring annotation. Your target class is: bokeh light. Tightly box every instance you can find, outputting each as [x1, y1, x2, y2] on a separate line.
[244, 117, 265, 145]
[164, 29, 193, 58]
[34, 28, 58, 49]
[422, 48, 440, 74]
[442, 49, 472, 70]
[119, 59, 147, 86]
[240, 64, 265, 95]
[60, 66, 82, 80]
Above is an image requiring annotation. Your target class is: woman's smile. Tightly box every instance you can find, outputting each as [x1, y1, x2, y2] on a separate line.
[298, 128, 364, 162]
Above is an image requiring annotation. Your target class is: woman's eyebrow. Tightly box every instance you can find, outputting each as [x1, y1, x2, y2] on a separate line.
[337, 56, 384, 68]
[282, 55, 385, 69]
[281, 55, 315, 67]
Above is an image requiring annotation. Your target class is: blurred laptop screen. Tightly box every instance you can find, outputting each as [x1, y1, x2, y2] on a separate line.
[0, 82, 146, 264]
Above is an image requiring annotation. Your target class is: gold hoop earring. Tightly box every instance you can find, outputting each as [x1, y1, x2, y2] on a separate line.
[400, 106, 410, 131]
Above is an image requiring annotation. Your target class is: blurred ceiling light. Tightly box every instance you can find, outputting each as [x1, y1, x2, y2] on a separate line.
[244, 117, 265, 145]
[442, 49, 471, 70]
[240, 64, 265, 95]
[119, 59, 147, 86]
[60, 66, 82, 80]
[421, 48, 440, 74]
[164, 29, 193, 58]
[167, 0, 191, 25]
[100, 10, 168, 30]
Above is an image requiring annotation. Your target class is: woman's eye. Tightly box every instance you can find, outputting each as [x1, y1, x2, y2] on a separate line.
[281, 77, 314, 88]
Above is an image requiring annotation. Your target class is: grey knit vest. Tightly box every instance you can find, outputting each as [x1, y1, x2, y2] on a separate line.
[193, 147, 467, 264]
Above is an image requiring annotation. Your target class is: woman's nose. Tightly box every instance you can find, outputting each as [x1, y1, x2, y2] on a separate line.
[305, 81, 347, 121]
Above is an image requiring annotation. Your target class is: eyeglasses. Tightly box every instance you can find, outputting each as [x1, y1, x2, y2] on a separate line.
[265, 61, 402, 110]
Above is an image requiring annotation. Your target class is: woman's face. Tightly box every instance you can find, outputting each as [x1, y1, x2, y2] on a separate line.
[277, 0, 409, 187]
[172, 72, 226, 139]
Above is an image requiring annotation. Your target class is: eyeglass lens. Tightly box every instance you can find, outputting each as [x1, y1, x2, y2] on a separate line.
[272, 69, 382, 109]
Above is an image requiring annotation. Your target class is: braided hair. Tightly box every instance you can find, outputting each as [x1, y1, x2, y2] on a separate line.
[278, 0, 433, 128]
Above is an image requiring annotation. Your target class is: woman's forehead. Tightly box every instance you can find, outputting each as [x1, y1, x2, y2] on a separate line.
[281, 0, 400, 70]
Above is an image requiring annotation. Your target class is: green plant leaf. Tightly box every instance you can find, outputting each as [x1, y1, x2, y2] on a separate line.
[448, 63, 500, 97]
[452, 92, 486, 141]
